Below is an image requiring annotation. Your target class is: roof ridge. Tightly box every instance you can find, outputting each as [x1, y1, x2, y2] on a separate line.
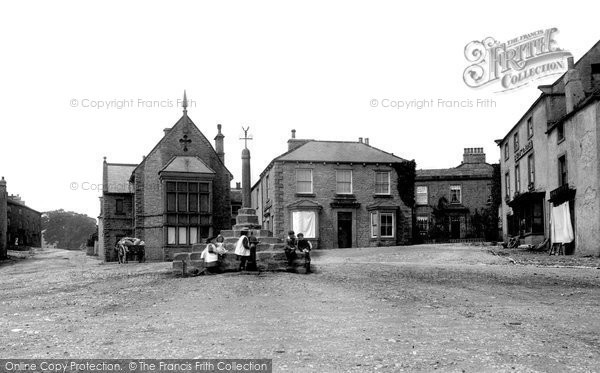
[280, 140, 407, 162]
[106, 163, 138, 167]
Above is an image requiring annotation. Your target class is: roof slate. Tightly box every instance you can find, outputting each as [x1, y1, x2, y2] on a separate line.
[416, 162, 493, 179]
[106, 164, 136, 193]
[276, 141, 406, 163]
[160, 156, 215, 174]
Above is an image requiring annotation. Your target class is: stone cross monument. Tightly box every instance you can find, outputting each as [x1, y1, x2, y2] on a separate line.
[233, 127, 260, 229]
[240, 126, 252, 208]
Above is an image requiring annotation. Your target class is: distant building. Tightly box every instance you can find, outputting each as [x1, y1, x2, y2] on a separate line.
[251, 131, 413, 249]
[415, 148, 497, 241]
[497, 40, 600, 255]
[98, 95, 233, 262]
[0, 177, 42, 258]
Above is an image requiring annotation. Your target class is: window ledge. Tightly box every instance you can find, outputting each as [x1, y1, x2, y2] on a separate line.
[374, 194, 392, 198]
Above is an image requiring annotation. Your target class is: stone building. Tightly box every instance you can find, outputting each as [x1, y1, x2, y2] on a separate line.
[0, 177, 42, 258]
[414, 148, 497, 241]
[497, 40, 600, 255]
[230, 182, 242, 227]
[98, 96, 233, 261]
[251, 131, 413, 249]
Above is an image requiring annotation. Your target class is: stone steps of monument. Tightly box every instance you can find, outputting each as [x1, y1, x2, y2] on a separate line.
[221, 237, 282, 245]
[191, 241, 286, 253]
[220, 229, 274, 238]
[172, 250, 312, 276]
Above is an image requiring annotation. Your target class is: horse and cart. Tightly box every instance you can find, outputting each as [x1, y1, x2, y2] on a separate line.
[115, 237, 146, 263]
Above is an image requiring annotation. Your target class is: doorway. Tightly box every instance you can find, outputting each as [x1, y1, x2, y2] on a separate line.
[337, 212, 353, 248]
[450, 216, 461, 239]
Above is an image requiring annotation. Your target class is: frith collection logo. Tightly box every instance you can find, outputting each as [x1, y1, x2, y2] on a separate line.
[463, 28, 572, 92]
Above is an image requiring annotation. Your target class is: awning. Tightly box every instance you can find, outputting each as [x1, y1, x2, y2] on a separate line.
[507, 191, 545, 208]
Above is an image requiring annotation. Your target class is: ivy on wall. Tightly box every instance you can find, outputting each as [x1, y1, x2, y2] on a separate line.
[393, 160, 416, 209]
[393, 160, 416, 243]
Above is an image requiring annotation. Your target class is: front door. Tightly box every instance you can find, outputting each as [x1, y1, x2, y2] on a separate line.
[450, 216, 461, 239]
[337, 212, 352, 248]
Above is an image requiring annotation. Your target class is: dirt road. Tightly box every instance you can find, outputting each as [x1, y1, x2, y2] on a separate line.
[1, 245, 599, 372]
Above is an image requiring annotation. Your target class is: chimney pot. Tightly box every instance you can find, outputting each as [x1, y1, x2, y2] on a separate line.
[359, 137, 363, 143]
[567, 56, 574, 69]
[291, 129, 296, 139]
[463, 147, 486, 163]
[365, 138, 369, 145]
[163, 128, 171, 136]
[236, 182, 241, 189]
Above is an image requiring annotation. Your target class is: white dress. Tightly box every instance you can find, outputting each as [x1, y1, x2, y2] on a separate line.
[201, 244, 219, 264]
[234, 236, 250, 256]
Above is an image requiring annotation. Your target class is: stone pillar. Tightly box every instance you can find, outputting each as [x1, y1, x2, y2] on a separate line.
[0, 177, 7, 259]
[242, 148, 251, 208]
[233, 146, 260, 230]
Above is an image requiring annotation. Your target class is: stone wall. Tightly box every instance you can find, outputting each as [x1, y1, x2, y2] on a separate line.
[99, 193, 134, 261]
[547, 101, 600, 255]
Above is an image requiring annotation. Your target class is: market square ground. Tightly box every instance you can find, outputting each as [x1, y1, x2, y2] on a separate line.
[1, 245, 600, 372]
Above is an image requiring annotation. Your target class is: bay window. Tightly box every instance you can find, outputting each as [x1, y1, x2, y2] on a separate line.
[165, 181, 211, 245]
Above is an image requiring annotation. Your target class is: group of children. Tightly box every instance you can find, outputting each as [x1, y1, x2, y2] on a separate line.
[199, 230, 313, 274]
[199, 234, 227, 274]
[285, 230, 313, 274]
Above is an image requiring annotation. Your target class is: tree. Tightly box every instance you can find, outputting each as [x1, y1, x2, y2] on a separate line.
[41, 210, 97, 250]
[429, 197, 450, 241]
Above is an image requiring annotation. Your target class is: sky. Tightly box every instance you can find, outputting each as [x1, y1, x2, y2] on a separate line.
[1, 1, 598, 220]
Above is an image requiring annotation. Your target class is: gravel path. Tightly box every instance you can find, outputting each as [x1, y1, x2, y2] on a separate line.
[1, 246, 599, 372]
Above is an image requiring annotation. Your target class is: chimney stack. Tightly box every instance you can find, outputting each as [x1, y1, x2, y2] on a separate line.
[214, 124, 225, 164]
[564, 56, 585, 114]
[463, 147, 486, 164]
[287, 129, 311, 151]
[163, 128, 171, 137]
